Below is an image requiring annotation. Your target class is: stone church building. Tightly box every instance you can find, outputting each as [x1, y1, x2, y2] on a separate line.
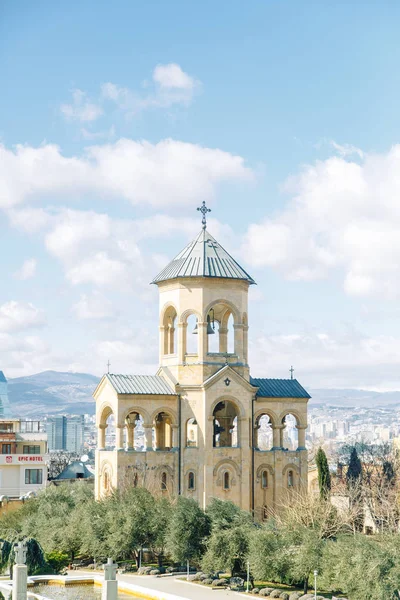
[94, 205, 310, 519]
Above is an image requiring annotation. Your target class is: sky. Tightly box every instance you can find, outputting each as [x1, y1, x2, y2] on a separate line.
[2, 1, 400, 390]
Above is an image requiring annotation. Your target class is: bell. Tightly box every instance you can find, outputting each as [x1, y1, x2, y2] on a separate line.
[206, 314, 215, 335]
[192, 320, 198, 334]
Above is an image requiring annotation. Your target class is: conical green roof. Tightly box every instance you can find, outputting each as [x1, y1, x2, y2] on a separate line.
[152, 229, 255, 285]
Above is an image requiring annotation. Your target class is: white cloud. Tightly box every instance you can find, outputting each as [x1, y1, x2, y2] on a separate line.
[250, 326, 400, 390]
[330, 140, 364, 159]
[0, 138, 253, 209]
[72, 292, 114, 320]
[153, 63, 195, 90]
[101, 63, 199, 115]
[14, 258, 37, 280]
[0, 301, 45, 333]
[61, 89, 103, 122]
[242, 144, 400, 298]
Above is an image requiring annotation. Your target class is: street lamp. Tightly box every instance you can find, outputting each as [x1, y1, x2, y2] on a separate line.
[246, 560, 250, 593]
[314, 569, 318, 600]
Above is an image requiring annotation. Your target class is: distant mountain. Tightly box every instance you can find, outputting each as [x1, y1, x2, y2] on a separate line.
[6, 370, 400, 417]
[309, 388, 400, 408]
[8, 370, 100, 417]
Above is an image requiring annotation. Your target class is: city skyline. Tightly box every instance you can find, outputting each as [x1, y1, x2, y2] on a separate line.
[2, 2, 400, 391]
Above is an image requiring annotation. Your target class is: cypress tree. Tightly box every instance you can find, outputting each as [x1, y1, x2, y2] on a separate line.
[316, 447, 331, 499]
[346, 446, 362, 487]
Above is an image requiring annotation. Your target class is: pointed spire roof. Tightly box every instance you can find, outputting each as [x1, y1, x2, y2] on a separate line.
[152, 229, 255, 285]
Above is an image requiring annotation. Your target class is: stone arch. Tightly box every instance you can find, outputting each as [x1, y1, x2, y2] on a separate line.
[256, 464, 274, 479]
[214, 459, 240, 488]
[254, 409, 278, 429]
[180, 309, 201, 355]
[282, 463, 300, 477]
[211, 398, 241, 448]
[210, 396, 246, 419]
[100, 461, 113, 495]
[119, 406, 151, 426]
[186, 417, 198, 447]
[159, 301, 179, 326]
[278, 409, 306, 429]
[179, 308, 202, 324]
[203, 299, 241, 324]
[150, 407, 177, 425]
[161, 304, 178, 355]
[97, 403, 114, 427]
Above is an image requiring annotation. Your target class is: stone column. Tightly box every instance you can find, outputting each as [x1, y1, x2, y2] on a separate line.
[12, 542, 27, 600]
[272, 426, 282, 450]
[178, 322, 187, 363]
[219, 326, 228, 354]
[102, 558, 118, 600]
[126, 424, 135, 451]
[143, 424, 153, 451]
[233, 324, 244, 359]
[171, 425, 179, 450]
[116, 426, 124, 451]
[98, 425, 106, 450]
[296, 426, 307, 450]
[198, 322, 208, 361]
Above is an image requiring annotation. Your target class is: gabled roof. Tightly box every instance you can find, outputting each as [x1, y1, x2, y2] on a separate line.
[0, 372, 7, 384]
[106, 374, 177, 396]
[251, 378, 311, 399]
[55, 461, 93, 480]
[152, 229, 255, 285]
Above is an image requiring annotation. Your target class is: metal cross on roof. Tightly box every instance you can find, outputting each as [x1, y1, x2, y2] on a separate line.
[107, 360, 111, 374]
[290, 365, 294, 380]
[197, 201, 211, 229]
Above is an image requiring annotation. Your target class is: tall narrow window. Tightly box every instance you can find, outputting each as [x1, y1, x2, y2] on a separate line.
[262, 505, 268, 521]
[261, 470, 268, 489]
[188, 471, 195, 490]
[161, 471, 167, 491]
[133, 472, 138, 488]
[223, 471, 230, 490]
[288, 470, 294, 487]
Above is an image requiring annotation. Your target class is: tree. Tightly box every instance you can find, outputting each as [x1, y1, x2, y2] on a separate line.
[202, 499, 254, 575]
[316, 447, 331, 499]
[149, 496, 173, 567]
[346, 447, 362, 487]
[105, 487, 155, 567]
[166, 497, 210, 565]
[248, 522, 290, 584]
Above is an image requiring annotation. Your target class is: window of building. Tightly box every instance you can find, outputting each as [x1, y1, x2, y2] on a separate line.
[25, 469, 43, 485]
[261, 470, 268, 488]
[161, 471, 167, 491]
[0, 424, 13, 433]
[188, 471, 195, 490]
[262, 505, 268, 521]
[23, 445, 40, 454]
[223, 471, 230, 490]
[2, 444, 11, 454]
[288, 470, 294, 487]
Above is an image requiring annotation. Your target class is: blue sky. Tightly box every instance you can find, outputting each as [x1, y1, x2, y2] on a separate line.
[2, 1, 400, 389]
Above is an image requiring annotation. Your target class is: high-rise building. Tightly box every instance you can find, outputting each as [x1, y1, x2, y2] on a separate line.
[66, 415, 84, 453]
[0, 372, 12, 418]
[46, 416, 66, 451]
[46, 415, 84, 453]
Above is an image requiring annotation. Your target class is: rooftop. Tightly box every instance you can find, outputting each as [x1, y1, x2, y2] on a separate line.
[106, 374, 177, 395]
[251, 378, 311, 399]
[0, 371, 7, 383]
[152, 228, 255, 285]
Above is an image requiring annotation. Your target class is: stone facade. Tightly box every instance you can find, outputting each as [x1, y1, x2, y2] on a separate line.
[94, 225, 310, 517]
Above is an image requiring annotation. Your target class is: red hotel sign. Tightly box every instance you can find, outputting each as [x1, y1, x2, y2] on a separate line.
[5, 456, 43, 463]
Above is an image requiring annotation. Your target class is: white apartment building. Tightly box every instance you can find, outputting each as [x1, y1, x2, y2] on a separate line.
[0, 419, 48, 499]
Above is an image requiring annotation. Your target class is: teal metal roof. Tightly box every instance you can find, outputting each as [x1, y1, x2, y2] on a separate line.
[106, 374, 177, 395]
[250, 378, 311, 399]
[0, 372, 6, 383]
[152, 229, 255, 285]
[55, 461, 93, 480]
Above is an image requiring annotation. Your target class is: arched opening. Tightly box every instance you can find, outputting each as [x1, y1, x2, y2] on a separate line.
[188, 471, 195, 490]
[206, 303, 238, 356]
[103, 468, 112, 495]
[125, 411, 145, 451]
[281, 414, 299, 450]
[161, 471, 167, 491]
[105, 413, 115, 450]
[162, 306, 177, 355]
[213, 400, 239, 448]
[261, 470, 268, 489]
[186, 314, 199, 355]
[255, 414, 273, 450]
[287, 470, 294, 488]
[154, 412, 173, 451]
[186, 418, 198, 447]
[223, 471, 230, 490]
[207, 318, 220, 353]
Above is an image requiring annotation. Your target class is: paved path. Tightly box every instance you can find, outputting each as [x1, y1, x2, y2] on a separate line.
[71, 570, 244, 599]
